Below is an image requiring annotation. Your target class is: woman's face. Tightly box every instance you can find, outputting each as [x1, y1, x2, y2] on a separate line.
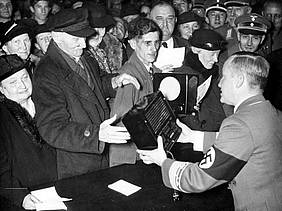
[0, 69, 32, 103]
[88, 27, 106, 48]
[178, 21, 199, 40]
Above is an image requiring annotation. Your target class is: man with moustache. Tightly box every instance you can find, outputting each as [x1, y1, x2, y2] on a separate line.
[32, 8, 140, 179]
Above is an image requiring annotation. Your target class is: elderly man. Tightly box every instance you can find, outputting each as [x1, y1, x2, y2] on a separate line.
[137, 52, 282, 210]
[109, 17, 161, 167]
[33, 8, 139, 179]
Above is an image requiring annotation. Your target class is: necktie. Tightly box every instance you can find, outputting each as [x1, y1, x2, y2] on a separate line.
[162, 42, 168, 48]
[149, 67, 154, 80]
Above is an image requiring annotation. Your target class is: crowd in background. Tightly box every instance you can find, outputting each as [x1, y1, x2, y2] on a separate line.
[0, 0, 282, 210]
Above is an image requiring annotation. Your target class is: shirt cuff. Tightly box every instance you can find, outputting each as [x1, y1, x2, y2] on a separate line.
[192, 130, 204, 152]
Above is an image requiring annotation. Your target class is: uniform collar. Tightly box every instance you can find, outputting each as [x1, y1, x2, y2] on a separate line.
[234, 94, 265, 112]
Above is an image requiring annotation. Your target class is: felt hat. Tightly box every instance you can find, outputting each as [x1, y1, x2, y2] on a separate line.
[178, 11, 203, 24]
[0, 54, 26, 82]
[47, 7, 95, 37]
[190, 28, 226, 50]
[87, 2, 115, 28]
[0, 19, 36, 47]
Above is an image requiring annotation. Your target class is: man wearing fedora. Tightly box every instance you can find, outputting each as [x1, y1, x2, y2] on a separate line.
[32, 8, 140, 179]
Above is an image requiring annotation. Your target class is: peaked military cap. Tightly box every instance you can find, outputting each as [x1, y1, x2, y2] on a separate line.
[190, 28, 226, 50]
[0, 54, 26, 81]
[224, 0, 250, 7]
[235, 13, 271, 35]
[205, 0, 227, 14]
[192, 0, 205, 9]
[47, 7, 95, 37]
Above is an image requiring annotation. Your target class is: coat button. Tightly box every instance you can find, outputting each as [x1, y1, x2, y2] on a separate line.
[84, 129, 90, 137]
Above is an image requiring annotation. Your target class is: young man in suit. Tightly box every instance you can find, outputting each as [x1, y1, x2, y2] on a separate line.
[137, 52, 282, 210]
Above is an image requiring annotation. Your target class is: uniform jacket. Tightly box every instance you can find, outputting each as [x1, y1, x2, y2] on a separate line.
[0, 96, 57, 207]
[33, 41, 115, 179]
[162, 95, 282, 210]
[109, 52, 160, 167]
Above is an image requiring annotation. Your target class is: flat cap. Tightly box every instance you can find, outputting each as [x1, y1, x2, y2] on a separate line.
[0, 54, 26, 81]
[47, 7, 95, 37]
[190, 28, 226, 50]
[178, 11, 203, 24]
[224, 0, 250, 7]
[235, 13, 271, 35]
[205, 0, 227, 14]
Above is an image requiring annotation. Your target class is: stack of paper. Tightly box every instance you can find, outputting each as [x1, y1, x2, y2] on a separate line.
[31, 186, 72, 211]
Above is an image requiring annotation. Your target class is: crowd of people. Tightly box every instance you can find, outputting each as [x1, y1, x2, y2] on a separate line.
[0, 0, 281, 210]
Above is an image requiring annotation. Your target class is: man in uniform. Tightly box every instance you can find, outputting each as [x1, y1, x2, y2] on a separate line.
[137, 52, 282, 210]
[32, 8, 140, 179]
[204, 0, 227, 30]
[216, 0, 252, 49]
[228, 13, 271, 56]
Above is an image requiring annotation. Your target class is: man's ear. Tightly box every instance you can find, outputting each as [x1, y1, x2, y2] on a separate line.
[235, 73, 244, 88]
[191, 46, 200, 54]
[2, 44, 9, 54]
[205, 16, 210, 24]
[35, 43, 41, 50]
[29, 6, 35, 13]
[246, 6, 252, 14]
[0, 85, 4, 95]
[128, 39, 136, 50]
[260, 35, 266, 44]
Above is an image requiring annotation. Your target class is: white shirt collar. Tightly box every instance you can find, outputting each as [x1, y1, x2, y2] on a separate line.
[162, 37, 174, 49]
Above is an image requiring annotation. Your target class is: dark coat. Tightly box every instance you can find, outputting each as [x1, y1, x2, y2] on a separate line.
[264, 48, 282, 111]
[33, 41, 116, 179]
[171, 51, 228, 162]
[0, 96, 57, 207]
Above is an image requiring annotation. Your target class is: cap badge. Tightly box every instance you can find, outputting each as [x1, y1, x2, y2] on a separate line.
[250, 15, 257, 22]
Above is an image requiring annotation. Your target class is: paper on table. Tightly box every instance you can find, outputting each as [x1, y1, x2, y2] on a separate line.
[31, 186, 71, 211]
[154, 47, 185, 69]
[108, 179, 141, 196]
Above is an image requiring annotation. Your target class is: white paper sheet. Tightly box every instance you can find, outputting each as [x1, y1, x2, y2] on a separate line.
[31, 186, 71, 210]
[197, 75, 212, 104]
[108, 179, 141, 196]
[154, 47, 185, 69]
